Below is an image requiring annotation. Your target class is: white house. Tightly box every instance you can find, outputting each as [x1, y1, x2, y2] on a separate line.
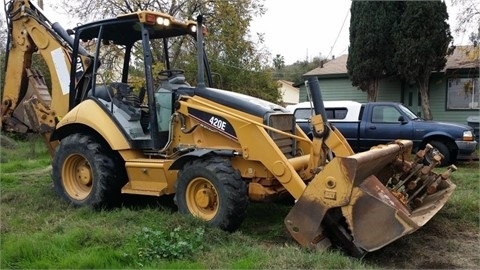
[277, 80, 299, 106]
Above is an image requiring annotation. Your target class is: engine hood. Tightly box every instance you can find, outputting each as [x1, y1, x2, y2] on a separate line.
[178, 86, 288, 117]
[412, 119, 473, 138]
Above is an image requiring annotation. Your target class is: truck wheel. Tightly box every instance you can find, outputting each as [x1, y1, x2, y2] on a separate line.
[52, 133, 123, 208]
[425, 140, 451, 167]
[174, 157, 248, 232]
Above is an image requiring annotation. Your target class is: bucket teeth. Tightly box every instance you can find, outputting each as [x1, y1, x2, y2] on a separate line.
[386, 145, 455, 210]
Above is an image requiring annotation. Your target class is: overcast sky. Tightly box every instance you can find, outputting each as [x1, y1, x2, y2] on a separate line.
[37, 0, 468, 66]
[250, 0, 352, 64]
[251, 0, 466, 65]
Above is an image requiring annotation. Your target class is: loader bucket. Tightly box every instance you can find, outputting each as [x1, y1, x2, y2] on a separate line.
[285, 140, 456, 256]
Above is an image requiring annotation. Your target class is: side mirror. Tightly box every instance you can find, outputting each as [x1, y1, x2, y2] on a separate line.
[398, 115, 408, 124]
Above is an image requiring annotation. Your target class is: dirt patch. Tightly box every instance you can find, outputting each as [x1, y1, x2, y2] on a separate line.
[3, 165, 52, 177]
[366, 219, 480, 269]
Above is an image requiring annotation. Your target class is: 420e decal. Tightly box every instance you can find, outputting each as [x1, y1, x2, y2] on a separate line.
[188, 108, 237, 140]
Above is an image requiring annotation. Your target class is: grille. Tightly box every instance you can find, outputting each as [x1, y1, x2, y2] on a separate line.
[266, 113, 296, 157]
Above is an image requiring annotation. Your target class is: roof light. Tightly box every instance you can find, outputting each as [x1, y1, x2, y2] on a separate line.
[156, 16, 170, 26]
[190, 25, 197, 33]
[163, 18, 170, 26]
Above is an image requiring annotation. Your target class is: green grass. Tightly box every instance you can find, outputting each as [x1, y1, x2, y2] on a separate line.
[437, 160, 480, 227]
[1, 135, 478, 269]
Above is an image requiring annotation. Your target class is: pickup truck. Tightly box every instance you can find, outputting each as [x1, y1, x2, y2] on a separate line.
[287, 101, 478, 166]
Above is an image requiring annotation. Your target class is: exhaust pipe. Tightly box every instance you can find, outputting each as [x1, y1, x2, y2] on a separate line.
[196, 15, 206, 89]
[306, 77, 330, 128]
[195, 15, 213, 89]
[51, 23, 89, 57]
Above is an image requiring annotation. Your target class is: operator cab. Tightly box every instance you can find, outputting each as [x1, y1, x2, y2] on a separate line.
[70, 11, 204, 150]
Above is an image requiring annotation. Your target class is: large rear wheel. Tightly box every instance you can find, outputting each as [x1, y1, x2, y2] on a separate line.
[174, 157, 248, 231]
[52, 133, 124, 208]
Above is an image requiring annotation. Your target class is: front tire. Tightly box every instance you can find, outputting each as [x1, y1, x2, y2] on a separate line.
[174, 157, 248, 232]
[52, 133, 124, 208]
[425, 140, 451, 167]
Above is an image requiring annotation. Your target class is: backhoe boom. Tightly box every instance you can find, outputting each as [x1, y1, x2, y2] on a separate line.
[1, 0, 92, 138]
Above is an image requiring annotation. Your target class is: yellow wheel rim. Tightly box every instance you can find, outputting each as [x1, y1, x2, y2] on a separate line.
[186, 177, 219, 220]
[62, 154, 92, 200]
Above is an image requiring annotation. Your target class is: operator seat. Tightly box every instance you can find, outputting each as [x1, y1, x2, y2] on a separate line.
[157, 69, 190, 91]
[88, 85, 113, 102]
[110, 82, 141, 107]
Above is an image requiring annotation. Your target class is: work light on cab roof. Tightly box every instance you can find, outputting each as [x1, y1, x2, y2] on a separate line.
[144, 13, 171, 26]
[156, 16, 170, 26]
[143, 12, 198, 33]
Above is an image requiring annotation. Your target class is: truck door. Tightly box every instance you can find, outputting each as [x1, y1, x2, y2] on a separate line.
[361, 104, 413, 150]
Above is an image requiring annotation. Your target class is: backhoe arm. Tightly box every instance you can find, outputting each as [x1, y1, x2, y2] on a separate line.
[1, 0, 91, 137]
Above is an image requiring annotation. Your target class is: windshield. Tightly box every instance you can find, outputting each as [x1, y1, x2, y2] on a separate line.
[398, 104, 421, 120]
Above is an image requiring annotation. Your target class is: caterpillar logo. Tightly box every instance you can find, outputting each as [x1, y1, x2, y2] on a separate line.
[188, 108, 237, 140]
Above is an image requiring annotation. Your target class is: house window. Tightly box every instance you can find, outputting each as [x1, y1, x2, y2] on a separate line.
[447, 77, 480, 110]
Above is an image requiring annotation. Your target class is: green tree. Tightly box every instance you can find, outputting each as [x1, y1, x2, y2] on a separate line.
[392, 1, 452, 120]
[280, 56, 325, 86]
[451, 0, 479, 67]
[273, 54, 285, 70]
[56, 0, 280, 103]
[347, 1, 401, 101]
[272, 54, 285, 79]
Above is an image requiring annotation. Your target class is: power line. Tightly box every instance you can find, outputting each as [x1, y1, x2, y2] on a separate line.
[339, 46, 348, 56]
[327, 7, 350, 59]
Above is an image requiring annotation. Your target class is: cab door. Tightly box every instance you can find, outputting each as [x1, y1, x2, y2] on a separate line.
[360, 104, 413, 150]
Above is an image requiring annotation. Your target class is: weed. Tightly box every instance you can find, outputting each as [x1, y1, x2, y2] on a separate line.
[134, 226, 205, 264]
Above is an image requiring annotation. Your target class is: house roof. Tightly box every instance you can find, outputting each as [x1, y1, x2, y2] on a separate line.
[303, 45, 479, 77]
[277, 80, 299, 92]
[303, 54, 348, 77]
[277, 80, 295, 86]
[443, 45, 479, 71]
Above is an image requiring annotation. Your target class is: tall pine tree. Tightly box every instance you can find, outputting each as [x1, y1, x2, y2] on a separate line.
[392, 1, 452, 120]
[347, 1, 401, 101]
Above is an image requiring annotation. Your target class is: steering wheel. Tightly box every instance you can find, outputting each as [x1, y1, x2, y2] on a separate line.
[159, 69, 185, 78]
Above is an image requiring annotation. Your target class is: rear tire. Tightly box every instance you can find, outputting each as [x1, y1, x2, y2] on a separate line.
[174, 156, 248, 232]
[52, 133, 124, 208]
[425, 140, 451, 167]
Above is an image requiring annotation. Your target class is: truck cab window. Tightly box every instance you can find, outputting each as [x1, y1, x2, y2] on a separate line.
[372, 106, 402, 123]
[294, 108, 313, 120]
[327, 108, 348, 120]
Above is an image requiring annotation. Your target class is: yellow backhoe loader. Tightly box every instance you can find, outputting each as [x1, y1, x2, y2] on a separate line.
[1, 0, 456, 257]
